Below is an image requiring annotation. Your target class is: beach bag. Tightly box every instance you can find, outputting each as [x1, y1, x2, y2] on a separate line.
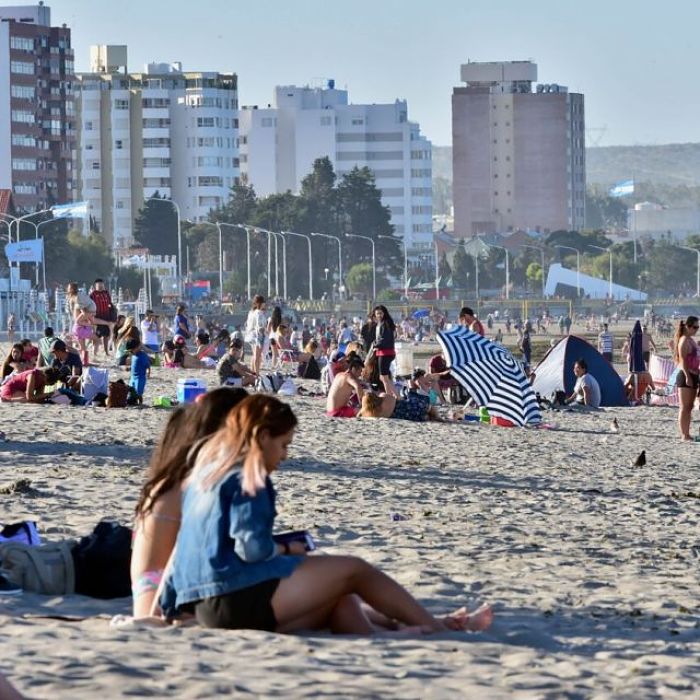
[81, 366, 110, 404]
[255, 372, 285, 394]
[0, 540, 76, 594]
[0, 521, 41, 546]
[301, 356, 321, 380]
[107, 380, 129, 408]
[72, 521, 132, 599]
[277, 379, 298, 396]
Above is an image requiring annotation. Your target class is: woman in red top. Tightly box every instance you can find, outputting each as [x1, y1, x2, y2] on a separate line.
[372, 305, 398, 398]
[0, 367, 60, 402]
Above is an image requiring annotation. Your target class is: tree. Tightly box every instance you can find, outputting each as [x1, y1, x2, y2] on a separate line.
[132, 191, 178, 255]
[345, 262, 387, 299]
[526, 262, 543, 290]
[300, 156, 338, 236]
[61, 230, 114, 284]
[438, 251, 451, 279]
[451, 241, 471, 288]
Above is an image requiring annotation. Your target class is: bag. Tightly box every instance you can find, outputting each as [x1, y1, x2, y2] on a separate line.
[255, 372, 285, 393]
[0, 521, 41, 546]
[72, 521, 132, 599]
[107, 380, 129, 408]
[301, 356, 321, 380]
[0, 540, 76, 594]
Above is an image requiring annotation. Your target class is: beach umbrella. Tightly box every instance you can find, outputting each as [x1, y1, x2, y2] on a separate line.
[628, 320, 645, 373]
[437, 325, 541, 426]
[412, 309, 430, 319]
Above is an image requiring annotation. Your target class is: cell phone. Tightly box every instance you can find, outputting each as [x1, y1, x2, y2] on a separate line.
[273, 530, 316, 552]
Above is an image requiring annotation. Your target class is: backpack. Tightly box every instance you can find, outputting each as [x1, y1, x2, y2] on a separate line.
[301, 356, 321, 380]
[0, 540, 76, 594]
[107, 380, 129, 408]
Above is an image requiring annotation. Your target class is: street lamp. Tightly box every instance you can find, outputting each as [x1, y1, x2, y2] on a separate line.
[487, 243, 510, 300]
[555, 245, 581, 297]
[520, 244, 547, 298]
[588, 244, 613, 300]
[345, 233, 376, 299]
[216, 223, 252, 301]
[271, 232, 287, 300]
[378, 235, 408, 299]
[147, 197, 182, 296]
[250, 227, 275, 298]
[311, 232, 343, 298]
[679, 245, 700, 298]
[282, 231, 313, 300]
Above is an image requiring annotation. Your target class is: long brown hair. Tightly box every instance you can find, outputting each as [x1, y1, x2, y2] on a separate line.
[194, 395, 297, 496]
[359, 393, 383, 417]
[673, 315, 699, 363]
[2, 343, 25, 378]
[135, 387, 249, 518]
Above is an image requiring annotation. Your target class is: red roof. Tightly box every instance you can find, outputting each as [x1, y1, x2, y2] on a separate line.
[0, 190, 16, 217]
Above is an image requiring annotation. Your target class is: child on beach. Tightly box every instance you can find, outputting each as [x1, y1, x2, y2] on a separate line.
[126, 338, 151, 403]
[160, 395, 492, 634]
[73, 307, 93, 367]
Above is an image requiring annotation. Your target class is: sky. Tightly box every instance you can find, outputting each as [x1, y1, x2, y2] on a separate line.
[46, 0, 700, 148]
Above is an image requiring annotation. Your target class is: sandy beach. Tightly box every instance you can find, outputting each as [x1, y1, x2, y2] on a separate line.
[1, 361, 699, 699]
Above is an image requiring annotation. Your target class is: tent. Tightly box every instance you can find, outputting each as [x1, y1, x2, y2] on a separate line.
[532, 335, 627, 406]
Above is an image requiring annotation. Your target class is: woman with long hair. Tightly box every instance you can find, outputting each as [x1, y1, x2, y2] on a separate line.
[267, 305, 283, 368]
[673, 316, 700, 440]
[131, 387, 249, 618]
[245, 295, 268, 375]
[371, 305, 398, 397]
[160, 395, 492, 634]
[1, 343, 30, 380]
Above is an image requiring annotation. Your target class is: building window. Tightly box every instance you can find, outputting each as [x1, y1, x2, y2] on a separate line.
[11, 110, 34, 124]
[12, 158, 36, 171]
[10, 60, 34, 75]
[11, 85, 35, 99]
[10, 36, 34, 51]
[115, 140, 123, 149]
[351, 118, 364, 125]
[113, 99, 129, 110]
[143, 118, 170, 128]
[11, 134, 36, 147]
[197, 117, 215, 128]
[198, 176, 223, 187]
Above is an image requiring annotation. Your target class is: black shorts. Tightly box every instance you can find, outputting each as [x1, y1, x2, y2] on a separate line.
[378, 354, 394, 376]
[95, 325, 110, 338]
[194, 578, 280, 631]
[676, 371, 699, 390]
[642, 351, 650, 364]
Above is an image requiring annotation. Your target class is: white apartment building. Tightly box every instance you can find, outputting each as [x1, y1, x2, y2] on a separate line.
[239, 82, 433, 258]
[75, 45, 239, 250]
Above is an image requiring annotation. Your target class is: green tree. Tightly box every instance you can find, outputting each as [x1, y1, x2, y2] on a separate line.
[438, 251, 451, 279]
[61, 230, 114, 284]
[526, 262, 543, 289]
[300, 156, 338, 236]
[345, 262, 387, 299]
[132, 191, 178, 255]
[451, 241, 471, 288]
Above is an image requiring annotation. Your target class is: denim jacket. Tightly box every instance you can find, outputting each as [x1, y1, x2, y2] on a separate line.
[160, 469, 302, 618]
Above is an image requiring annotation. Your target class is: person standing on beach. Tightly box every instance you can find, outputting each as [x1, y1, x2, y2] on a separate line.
[458, 307, 484, 336]
[6, 313, 16, 343]
[245, 295, 268, 376]
[598, 323, 614, 362]
[172, 305, 191, 342]
[372, 305, 398, 398]
[673, 316, 699, 441]
[90, 279, 115, 358]
[159, 395, 492, 634]
[641, 324, 656, 369]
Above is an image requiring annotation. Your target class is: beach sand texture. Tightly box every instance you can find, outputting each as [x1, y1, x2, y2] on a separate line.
[1, 364, 699, 698]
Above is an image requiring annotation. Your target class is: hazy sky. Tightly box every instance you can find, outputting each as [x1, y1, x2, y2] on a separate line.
[47, 0, 700, 147]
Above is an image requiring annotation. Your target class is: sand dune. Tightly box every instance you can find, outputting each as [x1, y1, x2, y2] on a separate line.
[1, 363, 699, 698]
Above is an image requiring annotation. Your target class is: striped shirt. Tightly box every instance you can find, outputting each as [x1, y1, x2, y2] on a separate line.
[598, 331, 613, 354]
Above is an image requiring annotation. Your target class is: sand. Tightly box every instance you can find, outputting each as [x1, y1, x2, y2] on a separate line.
[1, 361, 699, 699]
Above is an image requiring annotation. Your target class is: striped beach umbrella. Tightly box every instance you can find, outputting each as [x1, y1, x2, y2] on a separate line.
[437, 325, 541, 426]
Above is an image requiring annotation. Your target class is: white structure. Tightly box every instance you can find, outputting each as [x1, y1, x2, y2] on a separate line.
[628, 202, 700, 242]
[239, 82, 433, 258]
[545, 263, 646, 301]
[75, 45, 239, 249]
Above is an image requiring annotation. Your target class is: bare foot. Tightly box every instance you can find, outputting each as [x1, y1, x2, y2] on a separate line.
[443, 604, 493, 632]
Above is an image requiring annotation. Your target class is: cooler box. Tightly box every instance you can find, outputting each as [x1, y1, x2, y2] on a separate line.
[393, 343, 414, 377]
[177, 378, 207, 404]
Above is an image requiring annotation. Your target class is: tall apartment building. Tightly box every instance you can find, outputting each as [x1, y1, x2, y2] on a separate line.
[75, 45, 239, 249]
[452, 61, 585, 237]
[0, 3, 75, 211]
[239, 83, 433, 257]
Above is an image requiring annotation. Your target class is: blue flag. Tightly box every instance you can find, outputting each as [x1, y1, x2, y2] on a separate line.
[609, 180, 634, 197]
[51, 201, 89, 219]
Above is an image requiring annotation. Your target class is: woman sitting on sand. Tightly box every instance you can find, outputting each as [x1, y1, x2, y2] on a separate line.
[160, 395, 492, 634]
[359, 391, 438, 422]
[673, 316, 700, 441]
[1, 343, 31, 380]
[0, 367, 61, 403]
[131, 388, 250, 618]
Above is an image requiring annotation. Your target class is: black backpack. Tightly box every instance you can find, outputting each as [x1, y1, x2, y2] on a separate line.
[301, 356, 321, 380]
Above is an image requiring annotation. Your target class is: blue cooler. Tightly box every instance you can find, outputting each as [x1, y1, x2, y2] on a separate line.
[177, 378, 207, 404]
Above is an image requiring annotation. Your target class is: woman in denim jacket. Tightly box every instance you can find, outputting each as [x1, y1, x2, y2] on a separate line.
[160, 395, 493, 634]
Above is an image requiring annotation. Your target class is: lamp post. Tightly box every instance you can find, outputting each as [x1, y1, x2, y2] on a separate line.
[433, 240, 440, 301]
[272, 232, 287, 300]
[520, 244, 547, 298]
[588, 244, 613, 300]
[147, 197, 181, 296]
[679, 245, 700, 298]
[251, 227, 274, 298]
[311, 232, 343, 299]
[345, 233, 376, 300]
[217, 223, 251, 300]
[555, 245, 581, 297]
[487, 243, 510, 300]
[378, 235, 408, 299]
[282, 231, 313, 300]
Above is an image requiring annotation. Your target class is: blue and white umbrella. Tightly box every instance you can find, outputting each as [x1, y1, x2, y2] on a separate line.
[437, 325, 541, 426]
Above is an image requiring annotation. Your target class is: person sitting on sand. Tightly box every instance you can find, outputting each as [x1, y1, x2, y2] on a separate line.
[407, 368, 446, 405]
[160, 395, 493, 634]
[216, 338, 257, 387]
[131, 388, 250, 618]
[326, 356, 365, 418]
[0, 367, 61, 403]
[20, 338, 38, 367]
[565, 358, 601, 408]
[37, 327, 58, 368]
[49, 339, 83, 390]
[1, 343, 31, 381]
[161, 340, 180, 368]
[195, 331, 218, 363]
[358, 391, 438, 422]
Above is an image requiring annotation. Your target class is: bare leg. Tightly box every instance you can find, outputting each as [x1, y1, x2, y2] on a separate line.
[679, 387, 694, 440]
[380, 374, 398, 398]
[277, 594, 374, 635]
[272, 555, 442, 634]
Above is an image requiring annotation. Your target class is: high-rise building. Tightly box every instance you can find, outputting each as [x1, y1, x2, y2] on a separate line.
[0, 3, 75, 211]
[75, 45, 239, 249]
[452, 61, 585, 237]
[239, 83, 433, 258]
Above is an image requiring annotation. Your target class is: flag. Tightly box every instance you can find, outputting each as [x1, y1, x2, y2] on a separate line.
[51, 201, 89, 219]
[609, 180, 634, 197]
[5, 238, 44, 263]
